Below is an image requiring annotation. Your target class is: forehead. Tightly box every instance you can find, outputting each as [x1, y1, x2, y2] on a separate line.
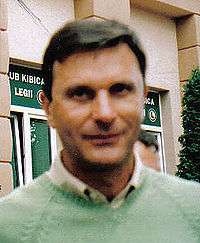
[52, 43, 143, 88]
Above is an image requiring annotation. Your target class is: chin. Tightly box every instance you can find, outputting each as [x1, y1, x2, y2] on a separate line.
[81, 149, 131, 169]
[79, 158, 125, 172]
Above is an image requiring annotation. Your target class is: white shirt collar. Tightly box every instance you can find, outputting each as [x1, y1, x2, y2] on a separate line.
[46, 151, 144, 207]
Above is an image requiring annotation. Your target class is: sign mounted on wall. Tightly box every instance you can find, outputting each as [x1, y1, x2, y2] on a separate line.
[9, 64, 43, 109]
[143, 91, 161, 127]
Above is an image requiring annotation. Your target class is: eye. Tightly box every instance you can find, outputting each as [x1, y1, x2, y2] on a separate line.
[66, 86, 95, 101]
[109, 83, 134, 96]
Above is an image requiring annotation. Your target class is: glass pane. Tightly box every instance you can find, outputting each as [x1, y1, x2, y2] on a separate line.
[147, 131, 165, 173]
[30, 119, 51, 179]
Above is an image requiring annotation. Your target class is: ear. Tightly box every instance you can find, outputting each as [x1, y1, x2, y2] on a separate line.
[41, 92, 56, 128]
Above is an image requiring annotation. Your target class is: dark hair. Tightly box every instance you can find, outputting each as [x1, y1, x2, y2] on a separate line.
[138, 130, 159, 152]
[42, 19, 146, 101]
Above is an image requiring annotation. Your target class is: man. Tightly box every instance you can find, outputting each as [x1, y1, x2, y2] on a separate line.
[134, 130, 161, 171]
[0, 19, 200, 243]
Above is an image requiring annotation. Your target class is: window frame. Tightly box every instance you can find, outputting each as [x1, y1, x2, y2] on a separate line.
[11, 106, 57, 185]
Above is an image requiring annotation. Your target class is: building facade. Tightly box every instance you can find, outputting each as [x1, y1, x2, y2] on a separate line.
[0, 0, 200, 197]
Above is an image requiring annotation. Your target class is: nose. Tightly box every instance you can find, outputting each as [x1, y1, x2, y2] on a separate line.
[92, 89, 116, 126]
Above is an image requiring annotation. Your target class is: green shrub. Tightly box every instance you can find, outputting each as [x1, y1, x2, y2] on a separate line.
[176, 68, 200, 182]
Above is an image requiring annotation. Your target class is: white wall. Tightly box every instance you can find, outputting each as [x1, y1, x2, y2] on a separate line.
[8, 0, 74, 63]
[130, 7, 182, 173]
[130, 7, 179, 89]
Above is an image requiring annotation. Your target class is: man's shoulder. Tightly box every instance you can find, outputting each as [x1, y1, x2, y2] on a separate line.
[0, 174, 55, 224]
[0, 174, 59, 241]
[144, 167, 200, 197]
[144, 167, 200, 225]
[1, 173, 52, 200]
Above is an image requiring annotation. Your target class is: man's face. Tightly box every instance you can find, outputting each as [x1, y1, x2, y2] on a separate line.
[44, 43, 146, 168]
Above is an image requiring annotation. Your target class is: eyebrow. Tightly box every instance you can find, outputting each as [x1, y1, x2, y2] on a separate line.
[64, 85, 95, 97]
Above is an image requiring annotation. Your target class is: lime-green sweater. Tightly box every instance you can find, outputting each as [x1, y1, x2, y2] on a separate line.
[0, 167, 200, 243]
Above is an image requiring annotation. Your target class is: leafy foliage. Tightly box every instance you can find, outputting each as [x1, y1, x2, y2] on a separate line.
[176, 68, 200, 182]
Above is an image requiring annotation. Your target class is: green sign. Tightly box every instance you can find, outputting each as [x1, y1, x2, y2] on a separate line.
[9, 64, 44, 109]
[143, 92, 161, 127]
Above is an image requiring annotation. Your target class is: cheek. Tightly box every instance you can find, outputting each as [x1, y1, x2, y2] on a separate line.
[54, 102, 91, 129]
[115, 98, 144, 124]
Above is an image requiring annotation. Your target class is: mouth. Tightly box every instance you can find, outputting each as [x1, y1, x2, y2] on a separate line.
[82, 133, 122, 146]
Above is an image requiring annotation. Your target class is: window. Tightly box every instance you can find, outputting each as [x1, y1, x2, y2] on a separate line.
[31, 118, 51, 179]
[10, 113, 24, 187]
[10, 112, 56, 187]
[146, 131, 165, 173]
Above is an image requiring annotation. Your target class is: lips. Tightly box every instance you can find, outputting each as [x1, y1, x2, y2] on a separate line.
[82, 133, 122, 146]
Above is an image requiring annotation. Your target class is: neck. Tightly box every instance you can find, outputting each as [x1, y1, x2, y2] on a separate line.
[61, 150, 135, 200]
